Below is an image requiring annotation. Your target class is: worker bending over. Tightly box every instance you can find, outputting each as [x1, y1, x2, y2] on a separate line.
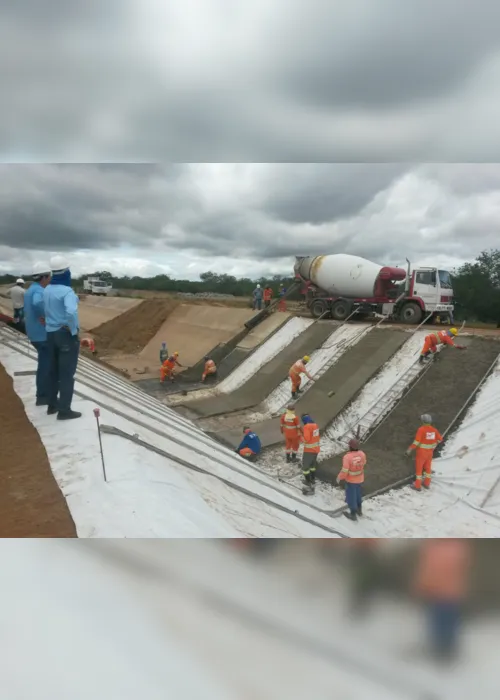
[406, 414, 443, 490]
[301, 414, 320, 495]
[280, 404, 302, 463]
[80, 336, 96, 354]
[420, 328, 466, 363]
[289, 355, 314, 399]
[202, 356, 217, 382]
[160, 351, 183, 383]
[236, 427, 261, 462]
[337, 438, 367, 521]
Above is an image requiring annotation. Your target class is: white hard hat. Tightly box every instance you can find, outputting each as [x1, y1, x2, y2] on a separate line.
[257, 284, 261, 288]
[16, 278, 25, 285]
[32, 261, 51, 277]
[50, 255, 70, 273]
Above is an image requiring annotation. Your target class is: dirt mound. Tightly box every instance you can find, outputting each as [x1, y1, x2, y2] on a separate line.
[93, 298, 181, 354]
[0, 363, 76, 537]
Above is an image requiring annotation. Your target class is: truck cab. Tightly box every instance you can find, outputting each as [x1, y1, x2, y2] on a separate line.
[83, 277, 112, 296]
[394, 267, 454, 323]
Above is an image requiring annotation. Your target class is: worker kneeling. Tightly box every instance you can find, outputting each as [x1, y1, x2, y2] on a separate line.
[236, 427, 262, 463]
[289, 355, 314, 399]
[301, 414, 320, 495]
[337, 438, 367, 521]
[280, 404, 302, 463]
[202, 356, 217, 382]
[420, 328, 466, 363]
[406, 414, 443, 490]
[160, 351, 183, 383]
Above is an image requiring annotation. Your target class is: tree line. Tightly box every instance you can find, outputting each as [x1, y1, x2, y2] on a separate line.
[1, 249, 499, 322]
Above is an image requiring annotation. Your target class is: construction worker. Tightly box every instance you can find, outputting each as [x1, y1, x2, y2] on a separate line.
[160, 351, 183, 383]
[406, 414, 443, 490]
[263, 286, 273, 308]
[419, 328, 466, 363]
[289, 355, 314, 399]
[201, 356, 217, 382]
[413, 539, 471, 662]
[236, 427, 261, 462]
[301, 414, 320, 495]
[336, 438, 367, 521]
[44, 255, 81, 421]
[278, 284, 287, 311]
[8, 278, 25, 324]
[24, 262, 52, 406]
[252, 284, 263, 310]
[280, 404, 302, 463]
[159, 342, 169, 364]
[80, 336, 96, 354]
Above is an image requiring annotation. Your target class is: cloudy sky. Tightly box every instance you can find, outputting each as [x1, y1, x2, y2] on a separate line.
[0, 163, 499, 279]
[2, 0, 500, 161]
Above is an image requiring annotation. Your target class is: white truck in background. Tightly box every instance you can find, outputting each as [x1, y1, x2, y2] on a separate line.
[295, 253, 454, 324]
[83, 277, 113, 296]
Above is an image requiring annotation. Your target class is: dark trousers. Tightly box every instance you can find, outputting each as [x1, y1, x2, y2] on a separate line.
[47, 329, 80, 413]
[302, 452, 318, 482]
[428, 601, 461, 658]
[253, 299, 262, 310]
[31, 340, 50, 401]
[346, 483, 363, 512]
[14, 307, 24, 323]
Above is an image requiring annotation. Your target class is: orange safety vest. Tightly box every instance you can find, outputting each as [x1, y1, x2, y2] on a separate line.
[427, 330, 454, 347]
[263, 288, 273, 301]
[163, 358, 176, 371]
[204, 359, 216, 374]
[302, 423, 320, 453]
[290, 360, 306, 377]
[414, 540, 471, 602]
[411, 424, 443, 451]
[280, 412, 301, 435]
[339, 450, 366, 484]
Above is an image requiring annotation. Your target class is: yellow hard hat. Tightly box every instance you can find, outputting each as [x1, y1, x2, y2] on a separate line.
[174, 351, 179, 356]
[449, 328, 458, 336]
[303, 355, 311, 363]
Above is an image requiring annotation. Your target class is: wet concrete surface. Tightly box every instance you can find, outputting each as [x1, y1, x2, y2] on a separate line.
[216, 329, 408, 449]
[317, 336, 500, 493]
[177, 322, 333, 419]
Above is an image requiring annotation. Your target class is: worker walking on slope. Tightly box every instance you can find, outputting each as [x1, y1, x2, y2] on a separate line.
[236, 427, 262, 462]
[280, 404, 302, 463]
[301, 414, 320, 495]
[201, 356, 217, 382]
[159, 342, 169, 364]
[406, 414, 443, 490]
[160, 351, 183, 383]
[337, 438, 367, 521]
[8, 278, 25, 325]
[24, 262, 52, 406]
[43, 255, 81, 420]
[419, 328, 466, 363]
[289, 355, 315, 399]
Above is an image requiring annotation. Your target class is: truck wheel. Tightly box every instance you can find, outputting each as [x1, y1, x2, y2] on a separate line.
[311, 299, 329, 319]
[331, 300, 352, 322]
[399, 302, 423, 324]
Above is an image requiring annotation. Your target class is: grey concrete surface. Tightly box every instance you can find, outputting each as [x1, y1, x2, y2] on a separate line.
[178, 322, 334, 419]
[216, 329, 409, 449]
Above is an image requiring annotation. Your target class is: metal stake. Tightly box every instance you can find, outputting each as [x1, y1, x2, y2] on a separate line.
[93, 407, 107, 482]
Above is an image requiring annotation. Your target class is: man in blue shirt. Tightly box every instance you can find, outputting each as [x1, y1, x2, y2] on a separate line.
[44, 255, 81, 420]
[24, 262, 52, 406]
[236, 427, 262, 462]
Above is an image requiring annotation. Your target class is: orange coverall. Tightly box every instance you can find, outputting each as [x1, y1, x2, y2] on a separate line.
[409, 424, 443, 489]
[421, 330, 456, 358]
[280, 410, 302, 457]
[289, 359, 312, 394]
[202, 359, 217, 381]
[160, 356, 181, 382]
[302, 421, 320, 482]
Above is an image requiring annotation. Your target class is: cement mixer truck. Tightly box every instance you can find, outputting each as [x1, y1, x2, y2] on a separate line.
[294, 254, 454, 324]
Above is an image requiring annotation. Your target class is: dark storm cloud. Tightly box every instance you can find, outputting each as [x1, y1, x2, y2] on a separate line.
[2, 1, 500, 160]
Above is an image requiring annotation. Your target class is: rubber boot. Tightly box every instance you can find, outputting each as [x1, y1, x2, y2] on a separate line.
[343, 511, 357, 521]
[302, 483, 315, 496]
[286, 454, 291, 463]
[357, 506, 363, 517]
[291, 453, 297, 463]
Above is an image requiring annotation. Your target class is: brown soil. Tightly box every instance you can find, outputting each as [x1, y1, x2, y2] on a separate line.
[0, 363, 76, 537]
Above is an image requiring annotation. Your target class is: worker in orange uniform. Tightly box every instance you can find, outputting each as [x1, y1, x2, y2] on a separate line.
[80, 336, 96, 354]
[419, 327, 466, 363]
[280, 404, 302, 463]
[289, 355, 314, 399]
[160, 351, 183, 383]
[337, 438, 367, 521]
[301, 414, 320, 495]
[201, 356, 217, 382]
[413, 539, 471, 662]
[263, 286, 273, 308]
[406, 413, 443, 490]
